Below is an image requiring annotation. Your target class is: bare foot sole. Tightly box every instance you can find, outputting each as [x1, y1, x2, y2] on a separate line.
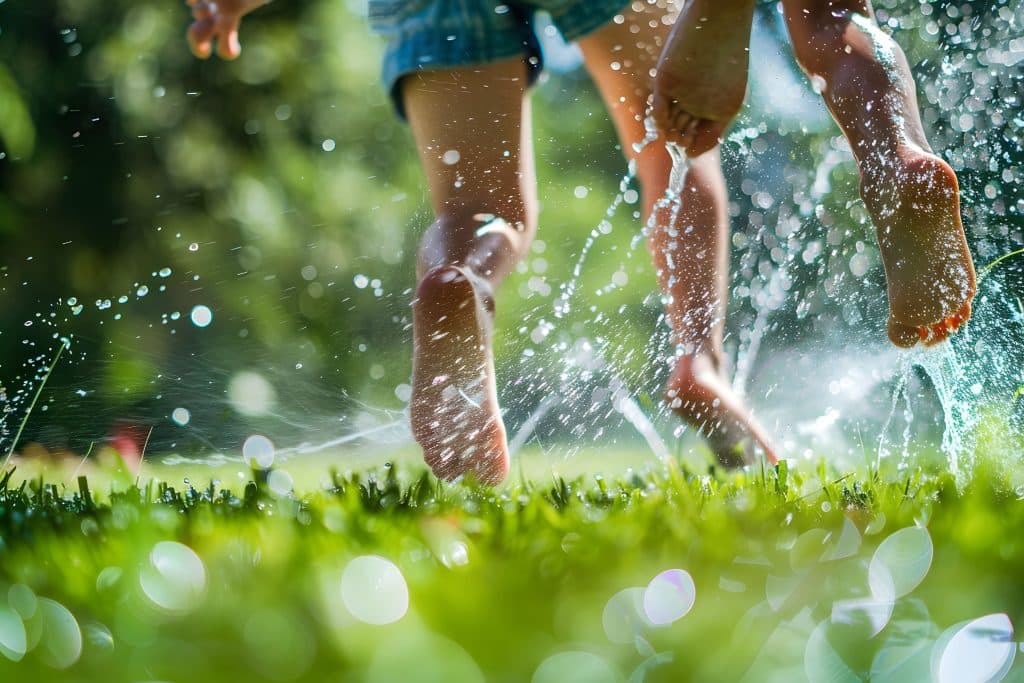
[667, 354, 778, 468]
[862, 147, 977, 348]
[411, 266, 509, 485]
[652, 0, 755, 156]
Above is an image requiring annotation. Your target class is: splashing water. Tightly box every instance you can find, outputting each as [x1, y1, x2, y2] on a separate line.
[878, 269, 1024, 484]
[509, 116, 702, 459]
[554, 161, 639, 320]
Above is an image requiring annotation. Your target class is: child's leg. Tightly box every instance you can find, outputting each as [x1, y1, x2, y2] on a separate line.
[577, 6, 777, 466]
[402, 60, 537, 484]
[782, 0, 976, 347]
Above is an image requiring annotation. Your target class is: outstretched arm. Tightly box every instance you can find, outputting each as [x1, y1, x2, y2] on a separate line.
[186, 0, 270, 60]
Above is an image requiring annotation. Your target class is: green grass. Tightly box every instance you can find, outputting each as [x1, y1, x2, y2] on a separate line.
[1, 454, 1024, 682]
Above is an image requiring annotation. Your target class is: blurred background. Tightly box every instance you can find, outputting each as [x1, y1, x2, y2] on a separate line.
[0, 0, 1021, 468]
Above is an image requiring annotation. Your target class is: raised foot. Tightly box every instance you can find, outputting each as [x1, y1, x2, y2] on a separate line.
[666, 353, 778, 468]
[411, 265, 509, 485]
[652, 0, 756, 156]
[862, 147, 977, 348]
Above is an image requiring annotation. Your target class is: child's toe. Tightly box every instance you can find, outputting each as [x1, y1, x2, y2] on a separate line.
[888, 317, 921, 348]
[923, 324, 950, 347]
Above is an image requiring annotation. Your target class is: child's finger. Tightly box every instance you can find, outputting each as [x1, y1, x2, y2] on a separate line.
[190, 0, 212, 19]
[650, 102, 685, 145]
[215, 17, 242, 60]
[188, 0, 213, 20]
[188, 19, 216, 59]
[674, 110, 693, 136]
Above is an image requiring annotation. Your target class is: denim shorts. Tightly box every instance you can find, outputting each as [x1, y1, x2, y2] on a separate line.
[369, 0, 628, 117]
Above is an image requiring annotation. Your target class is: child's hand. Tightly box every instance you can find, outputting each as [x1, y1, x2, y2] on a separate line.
[186, 0, 266, 60]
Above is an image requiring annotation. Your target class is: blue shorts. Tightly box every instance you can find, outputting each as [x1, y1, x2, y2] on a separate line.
[368, 0, 628, 117]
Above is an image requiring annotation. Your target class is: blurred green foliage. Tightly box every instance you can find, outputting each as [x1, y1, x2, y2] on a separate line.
[0, 0, 1020, 455]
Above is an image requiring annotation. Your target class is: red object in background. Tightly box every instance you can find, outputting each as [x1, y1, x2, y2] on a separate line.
[109, 421, 150, 471]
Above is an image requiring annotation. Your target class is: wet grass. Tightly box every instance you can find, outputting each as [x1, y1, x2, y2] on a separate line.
[1, 454, 1024, 682]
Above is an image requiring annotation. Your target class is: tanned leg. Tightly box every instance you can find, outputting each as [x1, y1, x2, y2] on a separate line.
[783, 0, 976, 347]
[403, 60, 538, 484]
[578, 3, 777, 466]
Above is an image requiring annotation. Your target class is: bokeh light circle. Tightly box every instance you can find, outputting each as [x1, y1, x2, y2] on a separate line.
[242, 435, 276, 469]
[869, 526, 933, 599]
[140, 541, 207, 614]
[532, 651, 617, 683]
[340, 555, 409, 625]
[189, 304, 213, 328]
[643, 569, 696, 626]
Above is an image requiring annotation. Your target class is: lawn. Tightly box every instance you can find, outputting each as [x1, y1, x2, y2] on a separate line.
[1, 450, 1023, 682]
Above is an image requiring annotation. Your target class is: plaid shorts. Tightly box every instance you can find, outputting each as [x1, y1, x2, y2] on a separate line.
[368, 0, 628, 116]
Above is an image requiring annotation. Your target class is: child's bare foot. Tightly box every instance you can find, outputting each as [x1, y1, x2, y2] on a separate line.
[666, 353, 778, 468]
[652, 0, 756, 157]
[411, 266, 510, 485]
[861, 147, 977, 348]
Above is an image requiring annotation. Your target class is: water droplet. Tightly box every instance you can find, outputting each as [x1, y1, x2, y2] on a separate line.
[158, 267, 172, 277]
[354, 274, 369, 289]
[190, 305, 213, 328]
[136, 285, 149, 297]
[171, 407, 190, 426]
[188, 242, 199, 252]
